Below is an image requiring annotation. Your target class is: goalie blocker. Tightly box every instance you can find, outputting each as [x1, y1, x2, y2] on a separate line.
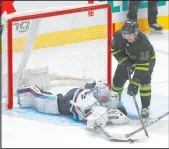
[17, 81, 129, 129]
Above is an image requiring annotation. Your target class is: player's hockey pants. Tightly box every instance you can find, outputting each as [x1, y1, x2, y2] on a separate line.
[112, 60, 155, 109]
[57, 88, 79, 115]
[127, 0, 159, 25]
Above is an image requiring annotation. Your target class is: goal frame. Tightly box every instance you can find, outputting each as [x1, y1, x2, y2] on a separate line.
[5, 3, 112, 109]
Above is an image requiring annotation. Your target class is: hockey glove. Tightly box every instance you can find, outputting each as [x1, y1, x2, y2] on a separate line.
[121, 59, 134, 74]
[127, 80, 140, 97]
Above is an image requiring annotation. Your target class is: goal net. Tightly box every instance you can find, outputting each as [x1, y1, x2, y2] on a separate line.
[1, 3, 112, 109]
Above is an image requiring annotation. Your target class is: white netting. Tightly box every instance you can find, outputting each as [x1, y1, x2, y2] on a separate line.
[1, 3, 112, 109]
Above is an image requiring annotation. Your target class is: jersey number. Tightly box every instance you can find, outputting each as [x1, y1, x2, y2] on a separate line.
[81, 92, 88, 100]
[140, 51, 149, 61]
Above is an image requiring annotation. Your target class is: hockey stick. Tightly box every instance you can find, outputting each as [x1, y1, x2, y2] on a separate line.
[110, 111, 169, 141]
[95, 124, 138, 143]
[96, 111, 169, 142]
[125, 111, 169, 138]
[127, 68, 149, 138]
[71, 101, 137, 142]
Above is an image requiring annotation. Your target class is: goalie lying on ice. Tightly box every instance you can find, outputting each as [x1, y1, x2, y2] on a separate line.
[16, 81, 129, 129]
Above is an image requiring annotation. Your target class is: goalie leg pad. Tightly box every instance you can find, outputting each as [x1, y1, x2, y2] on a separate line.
[17, 85, 60, 114]
[17, 86, 34, 107]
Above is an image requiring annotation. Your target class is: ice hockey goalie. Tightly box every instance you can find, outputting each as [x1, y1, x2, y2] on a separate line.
[17, 81, 129, 129]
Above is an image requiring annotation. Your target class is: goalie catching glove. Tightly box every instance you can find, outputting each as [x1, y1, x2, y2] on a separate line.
[107, 109, 129, 125]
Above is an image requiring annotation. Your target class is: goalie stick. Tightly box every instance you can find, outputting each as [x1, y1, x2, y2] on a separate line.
[71, 101, 139, 143]
[97, 111, 169, 143]
[71, 94, 168, 142]
[95, 124, 139, 143]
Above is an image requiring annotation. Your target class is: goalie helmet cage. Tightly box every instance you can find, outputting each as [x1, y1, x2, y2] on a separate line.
[2, 3, 112, 109]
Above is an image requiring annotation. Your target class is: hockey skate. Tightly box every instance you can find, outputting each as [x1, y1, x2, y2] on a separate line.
[149, 23, 163, 33]
[141, 107, 150, 119]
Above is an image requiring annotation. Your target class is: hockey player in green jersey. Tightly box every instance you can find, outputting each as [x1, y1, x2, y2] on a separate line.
[112, 20, 156, 118]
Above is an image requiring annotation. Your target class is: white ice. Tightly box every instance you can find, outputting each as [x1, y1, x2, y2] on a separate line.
[2, 30, 169, 148]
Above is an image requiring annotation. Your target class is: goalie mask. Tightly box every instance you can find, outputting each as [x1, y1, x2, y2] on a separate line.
[92, 81, 110, 101]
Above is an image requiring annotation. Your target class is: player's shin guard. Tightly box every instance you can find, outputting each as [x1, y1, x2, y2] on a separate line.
[140, 85, 151, 118]
[140, 85, 151, 108]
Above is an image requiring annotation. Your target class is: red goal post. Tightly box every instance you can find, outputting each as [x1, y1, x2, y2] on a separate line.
[2, 3, 112, 109]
